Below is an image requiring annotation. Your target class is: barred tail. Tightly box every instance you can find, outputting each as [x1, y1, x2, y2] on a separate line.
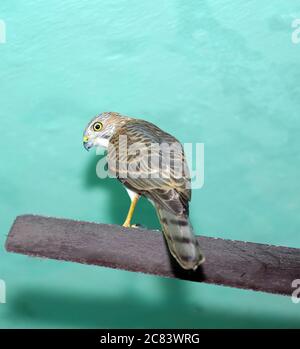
[156, 205, 205, 270]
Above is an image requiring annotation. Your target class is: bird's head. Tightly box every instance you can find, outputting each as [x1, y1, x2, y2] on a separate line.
[83, 112, 129, 151]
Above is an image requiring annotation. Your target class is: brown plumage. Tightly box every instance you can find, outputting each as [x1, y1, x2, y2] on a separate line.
[83, 112, 205, 270]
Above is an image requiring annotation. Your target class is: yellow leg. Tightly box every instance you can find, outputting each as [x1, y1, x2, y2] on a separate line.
[122, 194, 140, 228]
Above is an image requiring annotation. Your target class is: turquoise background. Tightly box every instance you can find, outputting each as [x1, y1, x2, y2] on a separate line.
[0, 0, 300, 328]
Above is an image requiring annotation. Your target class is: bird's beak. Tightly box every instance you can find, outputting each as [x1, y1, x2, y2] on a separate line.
[83, 136, 93, 151]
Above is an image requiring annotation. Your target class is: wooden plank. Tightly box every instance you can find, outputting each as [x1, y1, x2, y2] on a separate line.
[5, 214, 300, 296]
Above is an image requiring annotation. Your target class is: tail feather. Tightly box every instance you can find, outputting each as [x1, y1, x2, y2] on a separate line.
[156, 205, 205, 270]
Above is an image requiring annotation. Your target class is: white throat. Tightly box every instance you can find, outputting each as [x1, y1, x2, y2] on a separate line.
[95, 138, 109, 148]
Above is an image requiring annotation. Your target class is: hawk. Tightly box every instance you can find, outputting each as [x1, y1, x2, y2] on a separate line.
[83, 112, 204, 270]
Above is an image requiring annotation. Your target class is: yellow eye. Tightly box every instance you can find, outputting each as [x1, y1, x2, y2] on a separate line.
[93, 122, 103, 132]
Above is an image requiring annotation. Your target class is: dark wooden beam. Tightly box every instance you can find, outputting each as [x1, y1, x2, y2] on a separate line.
[5, 215, 300, 296]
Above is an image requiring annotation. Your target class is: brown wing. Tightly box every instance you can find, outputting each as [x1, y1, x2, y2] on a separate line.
[107, 119, 191, 216]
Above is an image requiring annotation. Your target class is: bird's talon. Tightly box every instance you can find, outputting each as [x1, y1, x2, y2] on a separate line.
[122, 223, 139, 228]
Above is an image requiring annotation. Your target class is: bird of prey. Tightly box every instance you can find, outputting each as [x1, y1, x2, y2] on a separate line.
[83, 112, 204, 270]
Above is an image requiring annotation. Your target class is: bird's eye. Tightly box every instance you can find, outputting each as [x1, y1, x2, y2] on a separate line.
[93, 122, 103, 132]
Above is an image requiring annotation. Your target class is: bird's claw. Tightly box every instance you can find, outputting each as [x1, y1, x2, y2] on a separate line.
[122, 223, 140, 228]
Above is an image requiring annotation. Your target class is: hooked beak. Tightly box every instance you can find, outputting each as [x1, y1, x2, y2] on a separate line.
[83, 136, 93, 151]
